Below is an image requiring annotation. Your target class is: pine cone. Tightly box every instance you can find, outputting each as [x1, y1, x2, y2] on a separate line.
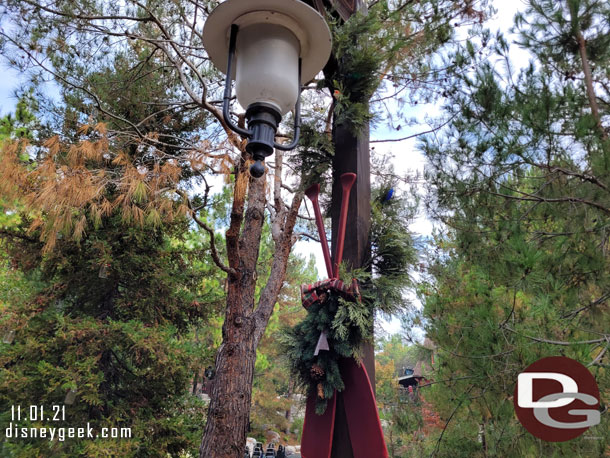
[310, 364, 325, 380]
[317, 383, 325, 399]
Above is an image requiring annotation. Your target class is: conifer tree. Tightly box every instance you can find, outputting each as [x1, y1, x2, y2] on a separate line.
[419, 1, 608, 455]
[0, 45, 225, 457]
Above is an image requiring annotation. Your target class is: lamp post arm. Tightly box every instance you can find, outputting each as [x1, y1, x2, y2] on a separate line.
[273, 59, 302, 151]
[223, 24, 252, 138]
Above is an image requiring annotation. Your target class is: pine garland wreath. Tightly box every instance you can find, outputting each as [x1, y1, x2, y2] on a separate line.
[282, 180, 416, 414]
[281, 277, 371, 414]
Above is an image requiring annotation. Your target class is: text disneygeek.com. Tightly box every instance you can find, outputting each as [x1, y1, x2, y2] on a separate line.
[4, 405, 131, 442]
[5, 423, 132, 441]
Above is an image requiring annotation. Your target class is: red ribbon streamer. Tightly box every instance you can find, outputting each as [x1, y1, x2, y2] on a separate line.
[301, 358, 389, 458]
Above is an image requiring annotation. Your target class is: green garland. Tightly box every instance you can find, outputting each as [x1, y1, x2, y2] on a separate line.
[281, 182, 416, 414]
[282, 1, 425, 416]
[281, 282, 371, 414]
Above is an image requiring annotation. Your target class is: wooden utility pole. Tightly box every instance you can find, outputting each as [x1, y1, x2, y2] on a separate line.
[301, 2, 374, 457]
[330, 2, 373, 456]
[330, 122, 374, 385]
[330, 122, 374, 458]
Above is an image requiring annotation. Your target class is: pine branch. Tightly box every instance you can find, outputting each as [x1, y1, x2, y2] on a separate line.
[0, 32, 144, 139]
[370, 114, 457, 143]
[432, 385, 475, 457]
[487, 190, 610, 216]
[561, 292, 610, 319]
[417, 376, 477, 388]
[175, 190, 236, 277]
[503, 325, 609, 346]
[19, 0, 154, 22]
[526, 162, 609, 192]
[446, 349, 515, 359]
[0, 229, 38, 243]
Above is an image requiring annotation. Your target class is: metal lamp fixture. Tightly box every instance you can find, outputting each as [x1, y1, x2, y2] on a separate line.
[203, 0, 332, 177]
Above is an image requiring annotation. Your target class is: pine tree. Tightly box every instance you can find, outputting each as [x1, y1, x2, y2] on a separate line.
[419, 0, 609, 455]
[0, 217, 214, 457]
[0, 52, 220, 457]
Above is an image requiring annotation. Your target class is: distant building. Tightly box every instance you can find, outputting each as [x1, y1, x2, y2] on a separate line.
[397, 339, 436, 395]
[398, 361, 425, 390]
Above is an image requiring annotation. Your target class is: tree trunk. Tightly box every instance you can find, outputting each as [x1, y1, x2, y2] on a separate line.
[192, 371, 199, 396]
[576, 32, 606, 140]
[199, 175, 265, 458]
[569, 3, 607, 141]
[199, 170, 303, 457]
[192, 328, 200, 395]
[198, 317, 258, 458]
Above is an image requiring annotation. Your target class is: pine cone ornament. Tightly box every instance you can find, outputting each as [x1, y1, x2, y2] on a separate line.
[310, 363, 325, 380]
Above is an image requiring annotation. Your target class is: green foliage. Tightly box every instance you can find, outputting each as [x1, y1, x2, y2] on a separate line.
[0, 92, 38, 141]
[0, 214, 214, 457]
[375, 335, 439, 457]
[0, 96, 38, 229]
[329, 10, 386, 131]
[281, 289, 371, 414]
[289, 122, 335, 189]
[0, 0, 499, 454]
[324, 0, 492, 136]
[376, 334, 430, 375]
[0, 95, 223, 457]
[417, 0, 610, 456]
[368, 183, 417, 314]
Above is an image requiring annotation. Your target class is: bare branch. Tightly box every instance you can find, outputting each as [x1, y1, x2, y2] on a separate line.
[294, 232, 320, 243]
[524, 162, 609, 192]
[561, 292, 610, 319]
[370, 114, 457, 143]
[254, 190, 304, 341]
[18, 0, 154, 23]
[0, 31, 145, 138]
[271, 150, 285, 243]
[226, 161, 248, 271]
[588, 346, 608, 367]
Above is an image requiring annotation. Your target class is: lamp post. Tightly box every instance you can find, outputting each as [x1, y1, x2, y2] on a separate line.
[203, 0, 332, 177]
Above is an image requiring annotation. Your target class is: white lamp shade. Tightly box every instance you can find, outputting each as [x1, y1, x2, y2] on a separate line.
[202, 0, 332, 103]
[235, 24, 299, 115]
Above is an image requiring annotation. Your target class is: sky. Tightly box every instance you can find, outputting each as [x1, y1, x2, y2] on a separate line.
[0, 66, 21, 116]
[0, 0, 531, 335]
